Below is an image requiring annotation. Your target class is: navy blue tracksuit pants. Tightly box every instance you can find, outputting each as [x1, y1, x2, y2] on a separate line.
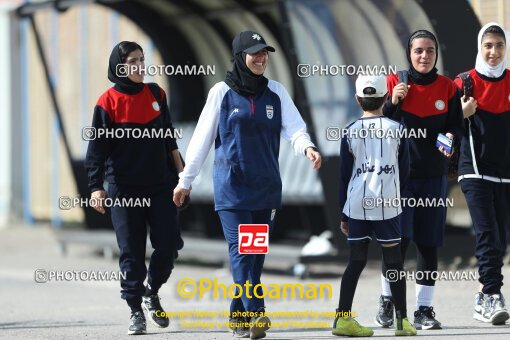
[109, 182, 183, 309]
[218, 209, 275, 316]
[400, 176, 448, 246]
[460, 178, 510, 294]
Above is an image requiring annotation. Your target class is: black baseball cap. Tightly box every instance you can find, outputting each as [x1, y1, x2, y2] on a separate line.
[232, 31, 276, 55]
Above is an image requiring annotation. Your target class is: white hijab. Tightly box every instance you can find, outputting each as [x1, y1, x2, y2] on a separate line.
[475, 22, 508, 78]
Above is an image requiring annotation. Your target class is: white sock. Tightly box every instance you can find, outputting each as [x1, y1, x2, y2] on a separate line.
[381, 273, 392, 297]
[416, 284, 435, 309]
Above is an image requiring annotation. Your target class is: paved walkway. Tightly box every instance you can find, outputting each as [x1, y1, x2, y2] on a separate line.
[2, 225, 510, 339]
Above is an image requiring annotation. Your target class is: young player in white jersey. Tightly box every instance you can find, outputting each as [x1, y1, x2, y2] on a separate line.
[332, 75, 416, 337]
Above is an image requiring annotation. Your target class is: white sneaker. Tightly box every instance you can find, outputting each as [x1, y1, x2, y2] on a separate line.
[473, 292, 485, 321]
[477, 293, 509, 325]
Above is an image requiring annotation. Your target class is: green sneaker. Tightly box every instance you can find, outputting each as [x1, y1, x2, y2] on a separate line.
[332, 316, 374, 337]
[395, 317, 417, 336]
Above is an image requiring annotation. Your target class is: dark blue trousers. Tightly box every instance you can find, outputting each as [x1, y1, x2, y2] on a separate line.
[400, 176, 447, 246]
[109, 183, 182, 309]
[217, 209, 275, 316]
[460, 179, 510, 294]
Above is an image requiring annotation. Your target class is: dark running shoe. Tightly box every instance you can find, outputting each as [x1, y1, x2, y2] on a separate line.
[375, 295, 394, 328]
[128, 310, 147, 335]
[413, 306, 442, 330]
[142, 294, 169, 328]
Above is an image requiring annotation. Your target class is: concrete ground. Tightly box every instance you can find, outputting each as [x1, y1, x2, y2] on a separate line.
[2, 225, 510, 339]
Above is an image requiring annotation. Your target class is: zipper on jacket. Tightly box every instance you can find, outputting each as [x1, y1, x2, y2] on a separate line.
[250, 96, 254, 114]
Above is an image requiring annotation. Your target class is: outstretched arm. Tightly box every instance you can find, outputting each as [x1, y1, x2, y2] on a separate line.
[173, 83, 226, 206]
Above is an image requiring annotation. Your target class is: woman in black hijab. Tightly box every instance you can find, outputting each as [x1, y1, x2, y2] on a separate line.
[86, 41, 184, 335]
[374, 30, 463, 331]
[106, 41, 146, 89]
[173, 31, 321, 339]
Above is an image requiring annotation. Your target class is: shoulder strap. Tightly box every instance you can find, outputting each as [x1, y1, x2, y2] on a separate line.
[457, 72, 473, 98]
[397, 70, 408, 85]
[147, 82, 162, 107]
[392, 70, 408, 121]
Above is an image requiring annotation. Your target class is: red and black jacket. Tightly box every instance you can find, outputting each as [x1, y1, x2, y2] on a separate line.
[384, 74, 464, 178]
[85, 84, 179, 192]
[454, 69, 510, 179]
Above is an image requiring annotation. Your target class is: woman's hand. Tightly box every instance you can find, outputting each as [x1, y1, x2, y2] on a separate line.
[391, 83, 410, 105]
[461, 95, 477, 118]
[173, 186, 191, 207]
[91, 190, 106, 214]
[438, 132, 454, 158]
[306, 148, 322, 169]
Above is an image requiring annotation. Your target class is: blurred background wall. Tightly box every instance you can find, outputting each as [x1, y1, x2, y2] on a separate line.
[0, 0, 502, 245]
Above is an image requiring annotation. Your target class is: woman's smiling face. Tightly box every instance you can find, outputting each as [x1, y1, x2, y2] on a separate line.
[245, 49, 268, 75]
[410, 37, 437, 74]
[481, 32, 506, 67]
[124, 49, 145, 83]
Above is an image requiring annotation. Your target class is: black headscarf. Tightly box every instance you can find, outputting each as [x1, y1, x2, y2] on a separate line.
[107, 41, 144, 93]
[225, 52, 268, 96]
[406, 30, 439, 85]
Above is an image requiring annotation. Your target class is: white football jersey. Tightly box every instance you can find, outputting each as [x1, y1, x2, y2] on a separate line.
[341, 116, 408, 220]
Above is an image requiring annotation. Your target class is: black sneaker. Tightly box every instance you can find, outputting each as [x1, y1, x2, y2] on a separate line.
[413, 306, 442, 330]
[375, 295, 394, 328]
[128, 310, 147, 335]
[228, 317, 250, 338]
[249, 312, 271, 340]
[142, 294, 169, 328]
[473, 292, 485, 321]
[478, 294, 509, 325]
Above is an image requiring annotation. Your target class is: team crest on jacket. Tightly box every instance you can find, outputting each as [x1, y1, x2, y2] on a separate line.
[266, 105, 274, 119]
[152, 101, 160, 111]
[435, 100, 445, 110]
